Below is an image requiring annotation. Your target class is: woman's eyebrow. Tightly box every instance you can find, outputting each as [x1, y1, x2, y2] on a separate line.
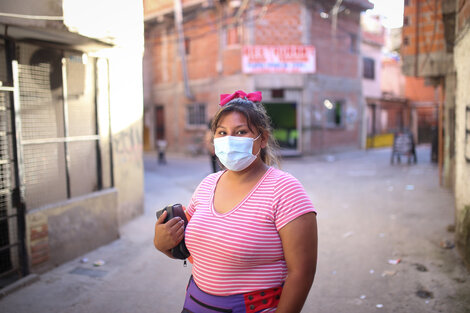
[216, 124, 248, 129]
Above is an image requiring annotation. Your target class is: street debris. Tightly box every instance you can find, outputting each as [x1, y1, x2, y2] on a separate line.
[446, 224, 455, 232]
[325, 155, 336, 162]
[332, 270, 337, 275]
[378, 233, 385, 238]
[439, 239, 455, 249]
[369, 269, 375, 274]
[69, 267, 108, 278]
[381, 270, 397, 277]
[405, 185, 415, 190]
[376, 304, 384, 308]
[360, 295, 366, 300]
[414, 263, 428, 272]
[80, 258, 89, 263]
[416, 288, 433, 299]
[388, 259, 401, 265]
[342, 231, 354, 238]
[93, 259, 106, 267]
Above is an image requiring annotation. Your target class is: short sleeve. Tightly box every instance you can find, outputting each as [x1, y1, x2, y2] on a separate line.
[186, 184, 200, 217]
[273, 173, 316, 231]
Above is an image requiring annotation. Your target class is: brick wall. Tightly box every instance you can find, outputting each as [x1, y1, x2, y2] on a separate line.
[28, 216, 49, 267]
[402, 0, 446, 56]
[254, 3, 303, 45]
[311, 10, 360, 78]
[149, 2, 362, 85]
[145, 1, 365, 153]
[405, 76, 437, 102]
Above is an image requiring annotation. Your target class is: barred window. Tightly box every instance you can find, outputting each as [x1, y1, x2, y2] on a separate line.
[17, 43, 112, 210]
[324, 99, 344, 127]
[187, 103, 206, 126]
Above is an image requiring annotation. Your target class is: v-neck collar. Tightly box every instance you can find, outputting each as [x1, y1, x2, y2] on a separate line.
[210, 167, 274, 217]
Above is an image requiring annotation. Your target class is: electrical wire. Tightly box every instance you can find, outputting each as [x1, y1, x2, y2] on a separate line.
[145, 0, 351, 47]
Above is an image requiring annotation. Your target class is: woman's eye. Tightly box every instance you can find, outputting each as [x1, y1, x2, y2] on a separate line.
[236, 130, 247, 135]
[217, 131, 226, 136]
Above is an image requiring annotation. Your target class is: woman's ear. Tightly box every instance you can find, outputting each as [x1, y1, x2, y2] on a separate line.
[260, 131, 268, 149]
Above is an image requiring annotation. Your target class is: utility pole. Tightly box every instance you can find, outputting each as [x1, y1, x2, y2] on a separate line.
[173, 0, 194, 100]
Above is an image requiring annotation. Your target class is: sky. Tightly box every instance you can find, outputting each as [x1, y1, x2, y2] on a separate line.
[366, 0, 405, 28]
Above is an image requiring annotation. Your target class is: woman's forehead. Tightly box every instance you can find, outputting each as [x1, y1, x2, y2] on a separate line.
[217, 111, 248, 125]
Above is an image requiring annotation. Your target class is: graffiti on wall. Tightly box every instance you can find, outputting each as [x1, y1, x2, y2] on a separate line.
[113, 123, 143, 162]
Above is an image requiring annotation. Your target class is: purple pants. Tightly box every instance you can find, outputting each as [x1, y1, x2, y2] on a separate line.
[182, 276, 281, 313]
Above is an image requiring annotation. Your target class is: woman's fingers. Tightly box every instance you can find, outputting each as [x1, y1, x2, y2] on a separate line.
[154, 214, 186, 252]
[156, 210, 168, 225]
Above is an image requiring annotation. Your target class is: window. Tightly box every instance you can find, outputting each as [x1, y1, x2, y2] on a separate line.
[363, 57, 375, 79]
[324, 99, 343, 127]
[271, 89, 284, 99]
[403, 16, 409, 26]
[403, 36, 409, 46]
[404, 0, 409, 6]
[187, 103, 206, 126]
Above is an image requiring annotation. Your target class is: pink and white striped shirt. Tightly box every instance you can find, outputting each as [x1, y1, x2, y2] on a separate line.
[185, 167, 316, 296]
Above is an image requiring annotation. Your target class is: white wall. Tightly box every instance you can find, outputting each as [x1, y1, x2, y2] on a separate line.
[454, 29, 470, 212]
[361, 42, 383, 99]
[62, 0, 145, 224]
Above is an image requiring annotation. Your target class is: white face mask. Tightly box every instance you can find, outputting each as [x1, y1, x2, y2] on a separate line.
[214, 134, 261, 171]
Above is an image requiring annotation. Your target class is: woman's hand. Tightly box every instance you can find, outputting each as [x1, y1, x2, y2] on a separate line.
[154, 210, 185, 255]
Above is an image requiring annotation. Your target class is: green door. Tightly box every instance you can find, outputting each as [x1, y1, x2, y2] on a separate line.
[263, 102, 297, 150]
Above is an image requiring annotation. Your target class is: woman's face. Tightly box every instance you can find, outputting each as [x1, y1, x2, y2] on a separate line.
[214, 111, 267, 154]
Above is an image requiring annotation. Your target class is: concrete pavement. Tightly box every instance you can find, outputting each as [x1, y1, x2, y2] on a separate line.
[0, 146, 469, 313]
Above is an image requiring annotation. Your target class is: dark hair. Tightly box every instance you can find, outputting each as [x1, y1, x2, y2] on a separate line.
[211, 98, 280, 167]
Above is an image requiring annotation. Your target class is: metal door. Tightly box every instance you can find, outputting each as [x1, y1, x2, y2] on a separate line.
[0, 42, 28, 288]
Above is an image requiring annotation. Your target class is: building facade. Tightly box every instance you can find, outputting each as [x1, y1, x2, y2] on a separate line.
[0, 0, 144, 287]
[453, 0, 470, 268]
[402, 0, 470, 268]
[143, 0, 372, 156]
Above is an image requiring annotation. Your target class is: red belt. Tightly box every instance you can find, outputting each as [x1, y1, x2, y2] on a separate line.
[243, 285, 283, 312]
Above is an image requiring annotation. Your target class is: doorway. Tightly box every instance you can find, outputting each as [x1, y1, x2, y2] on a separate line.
[154, 106, 165, 142]
[263, 102, 298, 151]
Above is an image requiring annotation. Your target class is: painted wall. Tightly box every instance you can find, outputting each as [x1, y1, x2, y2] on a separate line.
[27, 190, 118, 272]
[381, 57, 405, 98]
[361, 14, 384, 99]
[62, 0, 145, 226]
[454, 0, 470, 268]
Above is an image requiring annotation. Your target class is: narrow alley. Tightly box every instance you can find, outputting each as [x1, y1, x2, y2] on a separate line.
[0, 146, 469, 313]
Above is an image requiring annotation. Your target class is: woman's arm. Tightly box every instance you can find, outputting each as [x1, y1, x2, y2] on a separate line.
[153, 210, 185, 258]
[276, 212, 318, 313]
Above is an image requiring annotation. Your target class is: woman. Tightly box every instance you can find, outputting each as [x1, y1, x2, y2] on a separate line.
[154, 90, 318, 313]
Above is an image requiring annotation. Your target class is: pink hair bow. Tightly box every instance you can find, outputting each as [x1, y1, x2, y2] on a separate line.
[219, 90, 262, 106]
